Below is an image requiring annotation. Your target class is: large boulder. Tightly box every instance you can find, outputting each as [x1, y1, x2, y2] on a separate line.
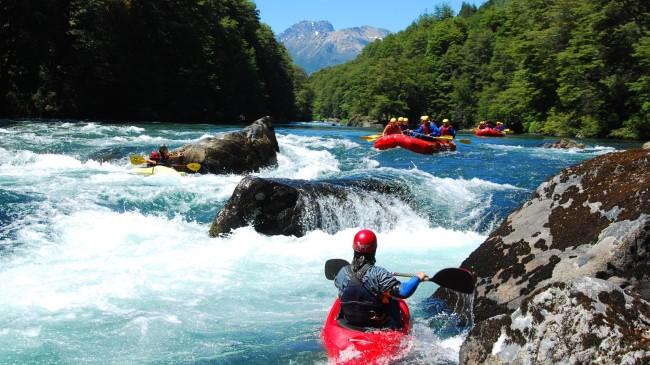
[461, 278, 650, 365]
[209, 176, 411, 237]
[643, 141, 650, 150]
[176, 116, 279, 174]
[434, 149, 650, 364]
[541, 138, 585, 149]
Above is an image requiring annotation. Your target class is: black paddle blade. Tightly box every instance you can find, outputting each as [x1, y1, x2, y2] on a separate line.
[431, 268, 476, 294]
[325, 259, 350, 280]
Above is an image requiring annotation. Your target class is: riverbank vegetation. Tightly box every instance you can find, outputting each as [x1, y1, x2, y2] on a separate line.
[0, 0, 310, 122]
[308, 0, 650, 139]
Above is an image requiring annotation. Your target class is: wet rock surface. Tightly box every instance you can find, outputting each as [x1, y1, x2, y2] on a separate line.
[461, 278, 650, 365]
[176, 116, 279, 174]
[541, 138, 585, 149]
[210, 176, 412, 237]
[435, 149, 650, 364]
[643, 141, 650, 150]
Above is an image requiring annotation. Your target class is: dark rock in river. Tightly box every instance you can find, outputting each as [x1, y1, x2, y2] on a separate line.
[542, 138, 585, 149]
[175, 116, 279, 174]
[435, 149, 650, 364]
[346, 115, 384, 129]
[209, 176, 412, 237]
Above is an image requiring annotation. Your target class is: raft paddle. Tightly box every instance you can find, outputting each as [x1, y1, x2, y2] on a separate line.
[324, 259, 475, 294]
[360, 134, 383, 142]
[129, 155, 201, 173]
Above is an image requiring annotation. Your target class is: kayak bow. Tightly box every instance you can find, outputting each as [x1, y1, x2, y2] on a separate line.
[322, 298, 411, 365]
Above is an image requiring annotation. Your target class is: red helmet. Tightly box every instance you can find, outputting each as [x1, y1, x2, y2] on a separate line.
[149, 151, 161, 161]
[352, 229, 377, 254]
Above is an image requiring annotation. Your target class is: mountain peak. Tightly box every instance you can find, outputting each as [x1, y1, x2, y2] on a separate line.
[286, 20, 335, 34]
[278, 20, 390, 74]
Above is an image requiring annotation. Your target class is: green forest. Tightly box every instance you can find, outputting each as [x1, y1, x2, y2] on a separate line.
[0, 0, 310, 122]
[308, 0, 650, 139]
[2, 0, 649, 139]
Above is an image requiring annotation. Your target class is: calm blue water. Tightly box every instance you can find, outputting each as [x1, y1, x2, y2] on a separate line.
[0, 120, 640, 364]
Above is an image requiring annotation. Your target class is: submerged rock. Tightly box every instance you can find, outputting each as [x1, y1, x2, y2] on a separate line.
[461, 278, 650, 365]
[542, 138, 585, 149]
[435, 149, 650, 364]
[209, 176, 411, 237]
[176, 116, 279, 174]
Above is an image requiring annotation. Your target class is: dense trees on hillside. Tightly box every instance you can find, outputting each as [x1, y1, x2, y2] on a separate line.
[0, 0, 308, 122]
[309, 0, 650, 139]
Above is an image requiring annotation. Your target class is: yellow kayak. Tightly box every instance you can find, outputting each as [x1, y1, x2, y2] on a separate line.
[134, 166, 185, 176]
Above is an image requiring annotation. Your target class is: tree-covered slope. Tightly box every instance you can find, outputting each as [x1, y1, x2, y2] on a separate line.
[0, 0, 308, 122]
[309, 1, 650, 139]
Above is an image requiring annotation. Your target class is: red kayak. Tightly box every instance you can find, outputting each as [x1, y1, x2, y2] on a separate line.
[321, 298, 411, 364]
[373, 134, 456, 154]
[474, 128, 505, 137]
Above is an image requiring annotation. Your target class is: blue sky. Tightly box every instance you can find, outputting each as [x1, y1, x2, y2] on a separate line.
[252, 0, 487, 34]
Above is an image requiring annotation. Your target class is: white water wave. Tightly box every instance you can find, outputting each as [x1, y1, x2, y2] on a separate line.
[484, 143, 615, 155]
[259, 140, 341, 180]
[277, 133, 361, 150]
[0, 212, 484, 364]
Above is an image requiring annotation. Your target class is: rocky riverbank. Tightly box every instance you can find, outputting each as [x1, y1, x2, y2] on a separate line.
[435, 149, 650, 364]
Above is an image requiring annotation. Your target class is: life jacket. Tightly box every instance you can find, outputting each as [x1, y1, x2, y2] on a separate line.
[339, 264, 388, 327]
[383, 123, 401, 135]
[148, 151, 172, 167]
[440, 125, 452, 136]
[421, 122, 431, 135]
[147, 151, 161, 167]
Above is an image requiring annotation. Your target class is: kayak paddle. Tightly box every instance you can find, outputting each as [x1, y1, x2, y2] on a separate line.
[324, 258, 475, 294]
[129, 155, 201, 173]
[129, 155, 146, 165]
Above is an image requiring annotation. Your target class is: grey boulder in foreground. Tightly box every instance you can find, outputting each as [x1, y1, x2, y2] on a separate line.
[436, 149, 650, 364]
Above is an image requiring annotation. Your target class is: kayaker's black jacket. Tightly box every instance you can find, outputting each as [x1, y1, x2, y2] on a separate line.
[334, 264, 399, 327]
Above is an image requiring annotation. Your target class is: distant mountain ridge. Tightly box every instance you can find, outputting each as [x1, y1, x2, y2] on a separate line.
[278, 20, 390, 74]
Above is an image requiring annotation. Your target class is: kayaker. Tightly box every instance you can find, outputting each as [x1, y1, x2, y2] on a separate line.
[146, 144, 172, 167]
[382, 118, 402, 136]
[439, 119, 456, 137]
[334, 229, 426, 329]
[495, 121, 506, 132]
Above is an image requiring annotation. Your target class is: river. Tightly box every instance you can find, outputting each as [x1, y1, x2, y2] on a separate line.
[0, 120, 640, 364]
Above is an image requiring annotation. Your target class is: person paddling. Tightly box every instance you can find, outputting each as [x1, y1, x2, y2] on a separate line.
[410, 116, 432, 138]
[495, 121, 506, 132]
[428, 118, 441, 137]
[382, 118, 403, 136]
[334, 229, 426, 329]
[145, 144, 172, 167]
[439, 118, 456, 137]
